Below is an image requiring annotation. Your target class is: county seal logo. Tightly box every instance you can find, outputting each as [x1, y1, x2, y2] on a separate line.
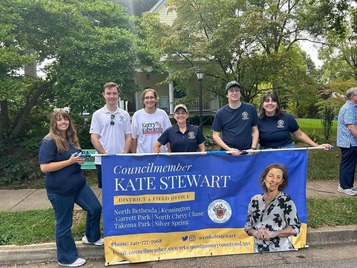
[188, 131, 196, 139]
[242, 112, 249, 120]
[207, 199, 232, 223]
[277, 119, 285, 128]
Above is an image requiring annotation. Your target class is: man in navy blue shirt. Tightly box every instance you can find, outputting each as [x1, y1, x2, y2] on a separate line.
[212, 81, 259, 155]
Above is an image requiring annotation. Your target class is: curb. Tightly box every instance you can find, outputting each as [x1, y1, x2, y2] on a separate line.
[306, 225, 357, 246]
[0, 242, 104, 265]
[1, 226, 356, 265]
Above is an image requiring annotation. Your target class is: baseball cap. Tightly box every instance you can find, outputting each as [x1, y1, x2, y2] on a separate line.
[174, 104, 188, 113]
[225, 81, 242, 93]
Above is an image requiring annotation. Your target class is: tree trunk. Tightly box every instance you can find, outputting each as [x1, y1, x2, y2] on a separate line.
[0, 100, 9, 141]
[9, 85, 45, 139]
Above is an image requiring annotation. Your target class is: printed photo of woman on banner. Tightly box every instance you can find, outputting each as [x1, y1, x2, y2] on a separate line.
[244, 164, 301, 252]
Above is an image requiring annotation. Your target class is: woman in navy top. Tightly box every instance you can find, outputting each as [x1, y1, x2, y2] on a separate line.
[153, 104, 206, 152]
[38, 110, 103, 267]
[258, 92, 331, 149]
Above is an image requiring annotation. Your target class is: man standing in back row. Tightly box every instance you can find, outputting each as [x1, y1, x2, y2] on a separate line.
[212, 81, 259, 155]
[337, 87, 357, 196]
[90, 82, 132, 188]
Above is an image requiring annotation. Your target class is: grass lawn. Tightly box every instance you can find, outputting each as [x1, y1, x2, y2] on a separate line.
[0, 210, 86, 245]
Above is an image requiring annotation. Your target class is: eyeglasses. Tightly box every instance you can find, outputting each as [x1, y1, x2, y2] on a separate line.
[144, 96, 156, 100]
[228, 88, 240, 93]
[110, 114, 115, 125]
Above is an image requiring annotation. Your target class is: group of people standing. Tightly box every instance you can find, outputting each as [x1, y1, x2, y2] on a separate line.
[90, 80, 331, 167]
[38, 80, 356, 266]
[212, 81, 331, 154]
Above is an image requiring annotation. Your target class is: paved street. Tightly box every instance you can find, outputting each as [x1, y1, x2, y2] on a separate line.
[2, 243, 357, 267]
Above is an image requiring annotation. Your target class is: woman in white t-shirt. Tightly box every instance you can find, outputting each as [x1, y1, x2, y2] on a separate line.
[131, 88, 172, 153]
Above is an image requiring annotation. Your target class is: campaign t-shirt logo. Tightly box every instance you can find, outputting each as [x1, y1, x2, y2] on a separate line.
[142, 121, 164, 135]
[208, 199, 232, 223]
[242, 112, 249, 120]
[277, 119, 285, 128]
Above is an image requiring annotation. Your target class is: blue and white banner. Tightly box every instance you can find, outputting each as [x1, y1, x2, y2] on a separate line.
[102, 150, 308, 265]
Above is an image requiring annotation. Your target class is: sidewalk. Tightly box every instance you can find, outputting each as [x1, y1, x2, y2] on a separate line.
[0, 180, 348, 212]
[0, 180, 356, 266]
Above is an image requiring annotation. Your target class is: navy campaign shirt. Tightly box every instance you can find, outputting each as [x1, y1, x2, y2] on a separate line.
[212, 103, 258, 150]
[258, 113, 299, 148]
[39, 138, 86, 195]
[158, 122, 205, 152]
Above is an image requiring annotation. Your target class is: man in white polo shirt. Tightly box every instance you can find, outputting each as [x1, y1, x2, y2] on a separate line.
[90, 82, 132, 188]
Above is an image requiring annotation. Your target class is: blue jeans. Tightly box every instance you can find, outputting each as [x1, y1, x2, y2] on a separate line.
[47, 184, 102, 264]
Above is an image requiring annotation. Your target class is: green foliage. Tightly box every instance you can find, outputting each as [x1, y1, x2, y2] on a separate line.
[0, 0, 160, 185]
[291, 118, 342, 180]
[0, 209, 99, 246]
[0, 210, 55, 245]
[0, 142, 42, 187]
[318, 0, 357, 82]
[293, 118, 332, 144]
[320, 104, 335, 140]
[307, 149, 341, 180]
[297, 118, 337, 131]
[315, 89, 342, 142]
[296, 118, 337, 144]
[0, 0, 158, 143]
[307, 198, 357, 228]
[152, 0, 323, 106]
[293, 129, 326, 144]
[76, 122, 92, 149]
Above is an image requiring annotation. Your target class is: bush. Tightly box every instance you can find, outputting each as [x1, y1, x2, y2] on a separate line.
[0, 142, 42, 188]
[76, 122, 92, 149]
[292, 129, 326, 144]
[321, 105, 335, 140]
[189, 115, 214, 127]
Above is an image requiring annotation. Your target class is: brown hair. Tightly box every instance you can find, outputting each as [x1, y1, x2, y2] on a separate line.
[259, 92, 282, 119]
[141, 87, 159, 107]
[44, 110, 80, 153]
[258, 164, 288, 192]
[103, 82, 120, 94]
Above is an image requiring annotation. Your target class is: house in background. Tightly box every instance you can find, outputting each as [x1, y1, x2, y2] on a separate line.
[119, 0, 219, 116]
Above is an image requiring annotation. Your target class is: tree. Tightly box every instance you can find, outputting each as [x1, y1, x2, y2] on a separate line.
[142, 0, 325, 107]
[0, 0, 159, 185]
[316, 1, 357, 83]
[0, 0, 156, 143]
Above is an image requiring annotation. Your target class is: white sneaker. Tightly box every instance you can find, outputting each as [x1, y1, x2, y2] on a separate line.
[337, 185, 357, 196]
[82, 235, 104, 246]
[58, 257, 86, 267]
